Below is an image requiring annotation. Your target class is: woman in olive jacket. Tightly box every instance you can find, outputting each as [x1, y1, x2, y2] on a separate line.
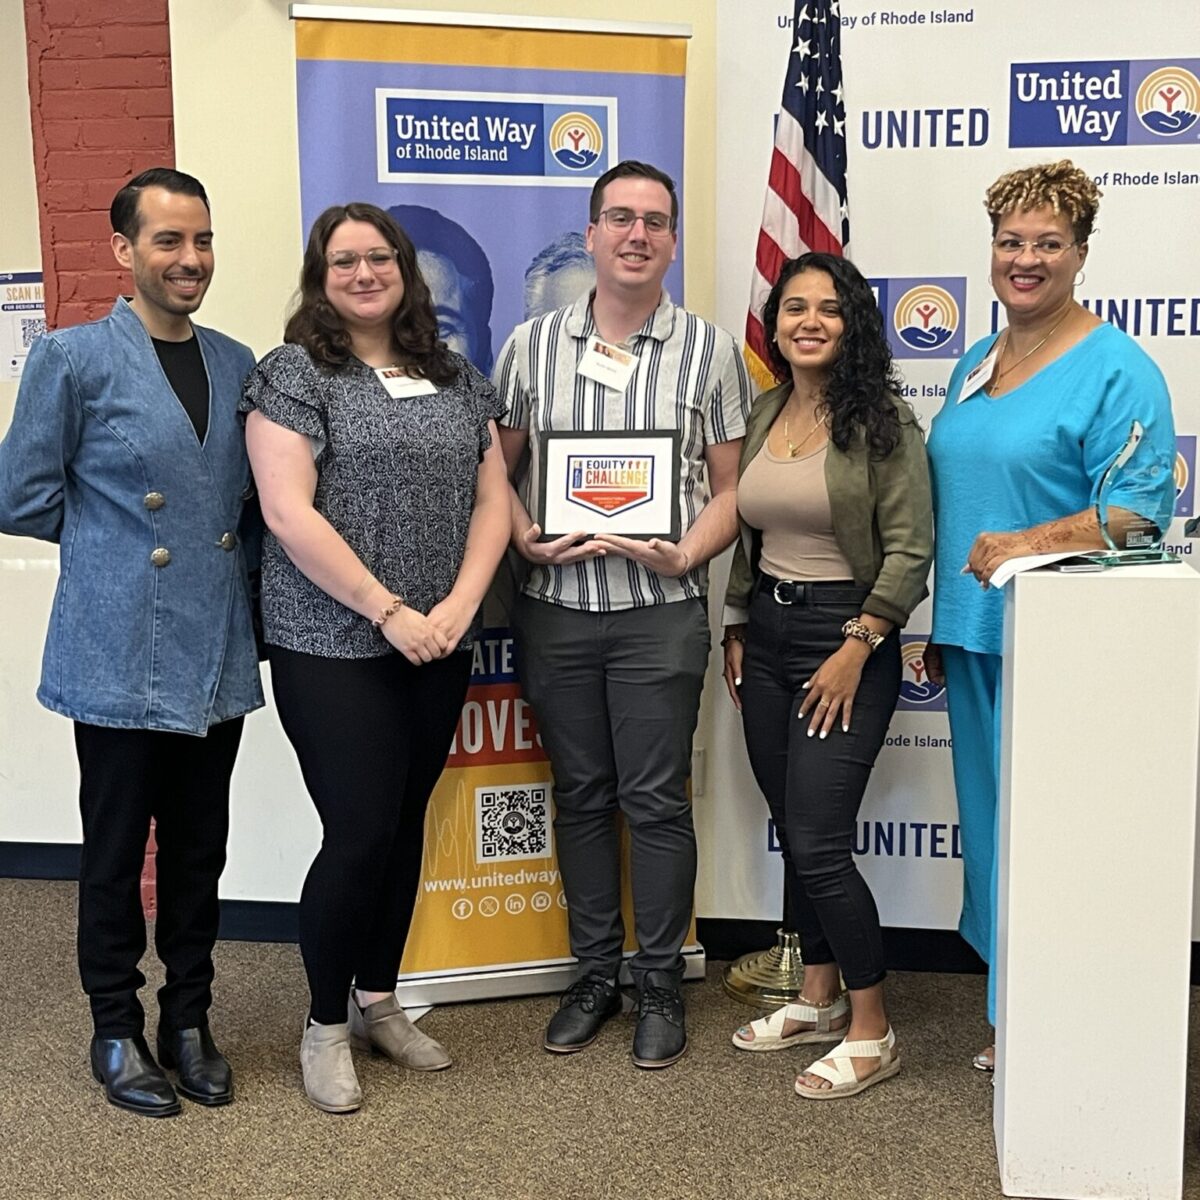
[723, 252, 932, 1101]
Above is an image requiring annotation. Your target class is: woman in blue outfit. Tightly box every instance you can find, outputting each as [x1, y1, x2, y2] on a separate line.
[925, 160, 1176, 1072]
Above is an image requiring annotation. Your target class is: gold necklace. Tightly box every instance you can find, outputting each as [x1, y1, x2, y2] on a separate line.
[987, 308, 1072, 395]
[783, 408, 828, 458]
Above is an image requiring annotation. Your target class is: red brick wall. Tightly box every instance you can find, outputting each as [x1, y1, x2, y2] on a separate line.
[24, 0, 174, 330]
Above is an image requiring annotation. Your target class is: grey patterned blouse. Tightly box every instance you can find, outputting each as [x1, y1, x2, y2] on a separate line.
[241, 343, 505, 658]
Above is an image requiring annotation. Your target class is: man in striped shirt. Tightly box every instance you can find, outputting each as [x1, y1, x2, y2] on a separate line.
[494, 160, 750, 1069]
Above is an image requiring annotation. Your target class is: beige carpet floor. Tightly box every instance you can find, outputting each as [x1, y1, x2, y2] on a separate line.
[2, 878, 1199, 1200]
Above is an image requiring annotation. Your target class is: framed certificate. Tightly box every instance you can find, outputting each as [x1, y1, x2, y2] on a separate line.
[535, 430, 682, 541]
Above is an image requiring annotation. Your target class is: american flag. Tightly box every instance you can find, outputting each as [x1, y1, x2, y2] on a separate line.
[744, 0, 850, 389]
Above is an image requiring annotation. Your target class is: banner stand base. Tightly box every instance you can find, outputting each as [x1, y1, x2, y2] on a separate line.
[395, 945, 706, 1009]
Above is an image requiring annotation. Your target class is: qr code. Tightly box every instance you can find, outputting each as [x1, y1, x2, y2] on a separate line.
[476, 785, 551, 863]
[20, 318, 46, 348]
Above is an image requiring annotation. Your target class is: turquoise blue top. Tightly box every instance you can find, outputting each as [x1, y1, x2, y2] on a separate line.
[927, 322, 1176, 655]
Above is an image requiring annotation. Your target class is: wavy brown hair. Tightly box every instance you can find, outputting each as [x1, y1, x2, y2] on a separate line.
[762, 253, 905, 458]
[284, 202, 457, 386]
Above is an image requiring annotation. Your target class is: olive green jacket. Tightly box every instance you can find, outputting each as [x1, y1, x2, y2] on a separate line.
[722, 381, 934, 628]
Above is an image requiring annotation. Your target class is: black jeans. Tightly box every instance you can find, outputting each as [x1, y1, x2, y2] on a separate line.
[739, 581, 900, 990]
[267, 646, 471, 1024]
[74, 718, 244, 1037]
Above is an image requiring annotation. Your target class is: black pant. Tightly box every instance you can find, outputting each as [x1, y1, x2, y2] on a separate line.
[739, 583, 900, 990]
[511, 596, 710, 986]
[268, 646, 471, 1024]
[74, 719, 244, 1037]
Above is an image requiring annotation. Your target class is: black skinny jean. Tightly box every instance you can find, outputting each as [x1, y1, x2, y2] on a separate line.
[74, 718, 244, 1037]
[268, 646, 471, 1025]
[739, 580, 900, 990]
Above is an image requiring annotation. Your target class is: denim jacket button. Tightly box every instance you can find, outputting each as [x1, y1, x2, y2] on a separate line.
[218, 531, 237, 552]
[150, 547, 171, 567]
[143, 491, 165, 510]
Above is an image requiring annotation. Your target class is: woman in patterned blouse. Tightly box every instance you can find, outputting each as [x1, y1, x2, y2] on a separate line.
[242, 203, 510, 1114]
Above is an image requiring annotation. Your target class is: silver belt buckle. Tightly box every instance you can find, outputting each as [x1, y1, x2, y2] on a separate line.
[772, 579, 796, 605]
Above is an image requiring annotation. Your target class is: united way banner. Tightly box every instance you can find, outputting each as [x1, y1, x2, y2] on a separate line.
[711, 3, 1199, 935]
[294, 13, 690, 993]
[294, 15, 687, 376]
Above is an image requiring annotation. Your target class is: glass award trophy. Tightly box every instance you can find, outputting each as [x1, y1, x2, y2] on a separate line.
[1088, 420, 1178, 567]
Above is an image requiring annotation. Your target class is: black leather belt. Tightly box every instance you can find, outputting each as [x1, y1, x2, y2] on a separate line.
[756, 575, 871, 606]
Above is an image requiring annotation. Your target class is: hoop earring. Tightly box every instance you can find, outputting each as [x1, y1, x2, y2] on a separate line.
[1074, 269, 1086, 287]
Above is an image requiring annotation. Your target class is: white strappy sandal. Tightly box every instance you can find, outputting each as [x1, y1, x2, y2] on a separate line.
[731, 993, 849, 1052]
[794, 1026, 900, 1099]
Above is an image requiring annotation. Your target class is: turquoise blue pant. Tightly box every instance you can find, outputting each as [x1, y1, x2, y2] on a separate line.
[941, 646, 1002, 1026]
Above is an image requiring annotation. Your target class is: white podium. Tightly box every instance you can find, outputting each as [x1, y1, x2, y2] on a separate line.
[995, 563, 1200, 1200]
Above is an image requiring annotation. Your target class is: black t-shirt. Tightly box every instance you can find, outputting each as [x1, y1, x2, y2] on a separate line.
[153, 335, 210, 443]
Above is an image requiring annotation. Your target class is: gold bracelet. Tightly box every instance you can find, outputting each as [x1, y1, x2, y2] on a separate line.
[721, 630, 746, 647]
[372, 595, 405, 628]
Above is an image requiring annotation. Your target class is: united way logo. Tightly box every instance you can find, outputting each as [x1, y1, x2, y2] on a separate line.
[549, 112, 603, 171]
[1136, 66, 1200, 137]
[893, 285, 961, 353]
[1175, 436, 1196, 518]
[1009, 58, 1200, 147]
[872, 278, 966, 360]
[566, 455, 654, 517]
[896, 637, 947, 713]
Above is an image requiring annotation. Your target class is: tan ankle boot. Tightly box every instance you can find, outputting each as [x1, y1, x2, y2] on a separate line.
[300, 1021, 362, 1112]
[348, 994, 452, 1071]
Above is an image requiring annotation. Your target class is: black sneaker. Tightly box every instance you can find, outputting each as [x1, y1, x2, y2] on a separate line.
[632, 971, 687, 1069]
[544, 973, 622, 1053]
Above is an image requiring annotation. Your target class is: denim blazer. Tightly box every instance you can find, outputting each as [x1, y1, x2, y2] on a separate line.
[0, 298, 264, 734]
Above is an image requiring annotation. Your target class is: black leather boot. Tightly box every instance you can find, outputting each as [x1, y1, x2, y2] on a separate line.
[90, 1034, 181, 1117]
[157, 1025, 233, 1106]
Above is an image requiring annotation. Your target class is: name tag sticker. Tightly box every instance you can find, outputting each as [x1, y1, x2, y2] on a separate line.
[577, 338, 638, 391]
[375, 367, 438, 399]
[957, 349, 997, 404]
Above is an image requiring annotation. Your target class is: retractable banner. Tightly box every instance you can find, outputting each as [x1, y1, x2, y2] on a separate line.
[293, 14, 693, 998]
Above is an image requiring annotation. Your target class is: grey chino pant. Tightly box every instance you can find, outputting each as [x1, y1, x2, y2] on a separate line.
[511, 595, 711, 986]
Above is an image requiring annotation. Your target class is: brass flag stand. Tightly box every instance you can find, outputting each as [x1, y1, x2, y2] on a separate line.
[722, 928, 804, 1009]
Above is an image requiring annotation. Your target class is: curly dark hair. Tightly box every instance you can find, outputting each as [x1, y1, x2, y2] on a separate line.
[284, 202, 457, 386]
[762, 252, 906, 457]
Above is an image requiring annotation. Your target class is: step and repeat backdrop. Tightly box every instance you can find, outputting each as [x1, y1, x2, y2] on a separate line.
[705, 0, 1199, 933]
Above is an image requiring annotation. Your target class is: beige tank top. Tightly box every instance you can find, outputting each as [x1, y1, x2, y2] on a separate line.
[737, 441, 854, 582]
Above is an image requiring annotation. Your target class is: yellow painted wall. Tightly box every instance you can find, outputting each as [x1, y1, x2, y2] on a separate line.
[0, 2, 42, 434]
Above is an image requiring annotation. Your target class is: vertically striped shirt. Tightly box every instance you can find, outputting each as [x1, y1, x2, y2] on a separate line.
[494, 291, 750, 612]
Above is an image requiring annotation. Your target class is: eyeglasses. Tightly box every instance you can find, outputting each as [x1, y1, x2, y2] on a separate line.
[326, 248, 399, 275]
[991, 237, 1078, 261]
[597, 208, 675, 236]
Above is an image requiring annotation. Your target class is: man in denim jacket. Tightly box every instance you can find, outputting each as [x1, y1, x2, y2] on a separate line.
[0, 169, 262, 1117]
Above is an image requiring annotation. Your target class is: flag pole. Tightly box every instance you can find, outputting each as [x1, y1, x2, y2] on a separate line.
[722, 0, 850, 1011]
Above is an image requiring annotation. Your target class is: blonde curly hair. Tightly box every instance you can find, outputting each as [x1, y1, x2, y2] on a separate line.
[984, 159, 1101, 242]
